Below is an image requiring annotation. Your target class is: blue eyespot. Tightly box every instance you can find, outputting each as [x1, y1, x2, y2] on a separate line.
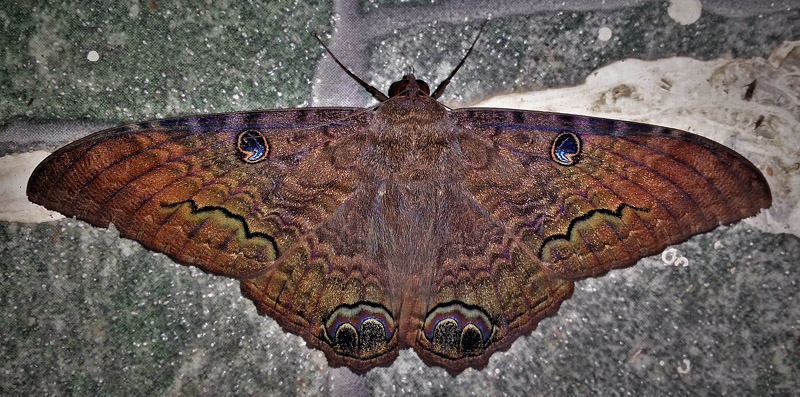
[551, 132, 581, 165]
[237, 130, 269, 163]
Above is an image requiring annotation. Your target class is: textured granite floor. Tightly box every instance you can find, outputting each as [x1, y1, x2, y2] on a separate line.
[1, 1, 798, 395]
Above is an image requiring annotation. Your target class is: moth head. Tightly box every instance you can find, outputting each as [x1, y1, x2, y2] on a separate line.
[314, 21, 487, 102]
[388, 74, 431, 98]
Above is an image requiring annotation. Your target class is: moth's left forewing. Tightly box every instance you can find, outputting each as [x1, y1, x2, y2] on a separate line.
[27, 108, 371, 279]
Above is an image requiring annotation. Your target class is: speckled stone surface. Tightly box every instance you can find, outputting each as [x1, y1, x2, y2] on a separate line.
[1, 1, 798, 395]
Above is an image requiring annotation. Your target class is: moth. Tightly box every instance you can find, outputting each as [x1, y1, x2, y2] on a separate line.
[27, 26, 771, 374]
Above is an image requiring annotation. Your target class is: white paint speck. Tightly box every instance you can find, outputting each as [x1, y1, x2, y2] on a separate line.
[662, 247, 678, 265]
[598, 27, 613, 42]
[667, 0, 702, 25]
[87, 50, 99, 62]
[661, 247, 689, 267]
[677, 359, 691, 374]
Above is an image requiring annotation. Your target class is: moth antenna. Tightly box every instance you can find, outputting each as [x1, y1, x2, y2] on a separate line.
[315, 35, 390, 102]
[431, 20, 488, 100]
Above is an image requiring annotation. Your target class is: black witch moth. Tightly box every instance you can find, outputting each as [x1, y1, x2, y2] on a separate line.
[27, 30, 771, 374]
